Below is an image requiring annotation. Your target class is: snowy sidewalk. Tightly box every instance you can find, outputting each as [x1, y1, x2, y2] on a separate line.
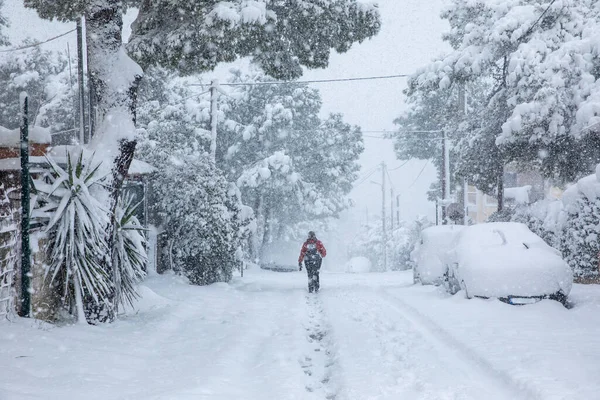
[1, 269, 600, 399]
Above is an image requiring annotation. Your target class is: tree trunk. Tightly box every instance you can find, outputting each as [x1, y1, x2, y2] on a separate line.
[85, 0, 143, 321]
[497, 162, 504, 212]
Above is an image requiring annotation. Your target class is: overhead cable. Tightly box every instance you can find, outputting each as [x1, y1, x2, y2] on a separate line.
[189, 74, 408, 87]
[0, 29, 76, 53]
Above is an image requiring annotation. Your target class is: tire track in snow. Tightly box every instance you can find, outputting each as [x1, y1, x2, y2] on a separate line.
[301, 294, 338, 400]
[378, 289, 541, 400]
[322, 288, 534, 400]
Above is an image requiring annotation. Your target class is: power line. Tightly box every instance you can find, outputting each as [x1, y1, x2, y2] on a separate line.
[357, 165, 380, 182]
[388, 160, 411, 172]
[0, 29, 76, 53]
[189, 74, 408, 87]
[354, 168, 379, 188]
[406, 160, 430, 190]
[385, 164, 395, 191]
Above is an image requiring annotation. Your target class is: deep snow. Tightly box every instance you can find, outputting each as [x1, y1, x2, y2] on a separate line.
[1, 268, 600, 400]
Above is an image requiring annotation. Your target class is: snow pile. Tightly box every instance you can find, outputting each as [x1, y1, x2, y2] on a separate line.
[345, 256, 371, 273]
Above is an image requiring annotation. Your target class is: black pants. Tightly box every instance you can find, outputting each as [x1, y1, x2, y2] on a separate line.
[305, 259, 322, 293]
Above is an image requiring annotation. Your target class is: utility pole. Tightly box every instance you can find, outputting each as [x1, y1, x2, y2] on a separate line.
[390, 188, 394, 230]
[209, 79, 219, 163]
[77, 18, 87, 145]
[396, 194, 400, 227]
[85, 17, 96, 142]
[19, 93, 30, 318]
[441, 130, 450, 224]
[459, 85, 469, 225]
[381, 162, 387, 271]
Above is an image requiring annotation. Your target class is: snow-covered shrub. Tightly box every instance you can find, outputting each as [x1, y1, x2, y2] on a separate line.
[33, 151, 149, 322]
[151, 155, 242, 285]
[560, 196, 600, 280]
[33, 152, 110, 323]
[510, 200, 561, 251]
[112, 193, 147, 312]
[554, 168, 600, 280]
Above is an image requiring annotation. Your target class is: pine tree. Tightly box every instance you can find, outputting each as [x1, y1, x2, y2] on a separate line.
[0, 1, 9, 47]
[407, 0, 600, 185]
[216, 71, 363, 255]
[0, 46, 72, 131]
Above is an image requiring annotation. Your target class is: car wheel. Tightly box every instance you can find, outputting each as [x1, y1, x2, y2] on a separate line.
[444, 268, 459, 295]
[413, 269, 420, 285]
[549, 291, 568, 306]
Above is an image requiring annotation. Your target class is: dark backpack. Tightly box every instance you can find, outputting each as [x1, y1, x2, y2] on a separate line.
[305, 242, 321, 263]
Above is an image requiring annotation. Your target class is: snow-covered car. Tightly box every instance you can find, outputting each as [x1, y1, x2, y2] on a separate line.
[411, 225, 464, 285]
[444, 222, 573, 305]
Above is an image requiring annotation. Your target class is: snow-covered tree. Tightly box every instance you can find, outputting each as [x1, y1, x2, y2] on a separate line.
[136, 71, 251, 282]
[151, 154, 242, 285]
[407, 0, 600, 187]
[217, 71, 363, 256]
[0, 46, 73, 133]
[25, 1, 380, 301]
[0, 1, 9, 47]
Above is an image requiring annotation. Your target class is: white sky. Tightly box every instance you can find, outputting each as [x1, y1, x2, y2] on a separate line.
[3, 0, 450, 241]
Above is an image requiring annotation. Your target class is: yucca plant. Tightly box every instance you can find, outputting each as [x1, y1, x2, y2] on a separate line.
[34, 151, 110, 324]
[112, 193, 147, 313]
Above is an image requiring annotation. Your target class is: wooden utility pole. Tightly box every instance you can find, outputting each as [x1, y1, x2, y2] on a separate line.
[19, 93, 30, 318]
[390, 188, 394, 230]
[210, 80, 219, 162]
[396, 195, 400, 227]
[77, 18, 87, 144]
[441, 130, 450, 224]
[458, 85, 469, 225]
[85, 16, 96, 142]
[381, 162, 387, 271]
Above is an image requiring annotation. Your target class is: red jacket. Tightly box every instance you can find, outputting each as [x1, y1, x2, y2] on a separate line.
[298, 239, 327, 263]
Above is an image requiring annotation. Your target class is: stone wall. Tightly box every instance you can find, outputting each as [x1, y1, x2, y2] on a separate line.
[0, 185, 17, 318]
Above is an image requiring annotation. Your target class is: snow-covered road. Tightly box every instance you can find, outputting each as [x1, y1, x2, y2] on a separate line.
[2, 269, 600, 400]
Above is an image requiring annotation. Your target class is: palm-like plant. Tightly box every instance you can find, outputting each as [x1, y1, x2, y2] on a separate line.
[34, 151, 110, 323]
[112, 193, 147, 312]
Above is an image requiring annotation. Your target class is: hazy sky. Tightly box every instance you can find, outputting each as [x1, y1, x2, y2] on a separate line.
[3, 0, 450, 239]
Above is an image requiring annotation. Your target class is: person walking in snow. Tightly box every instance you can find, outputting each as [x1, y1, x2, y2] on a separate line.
[298, 231, 327, 293]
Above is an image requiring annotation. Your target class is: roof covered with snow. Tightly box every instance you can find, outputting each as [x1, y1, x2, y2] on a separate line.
[0, 145, 156, 175]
